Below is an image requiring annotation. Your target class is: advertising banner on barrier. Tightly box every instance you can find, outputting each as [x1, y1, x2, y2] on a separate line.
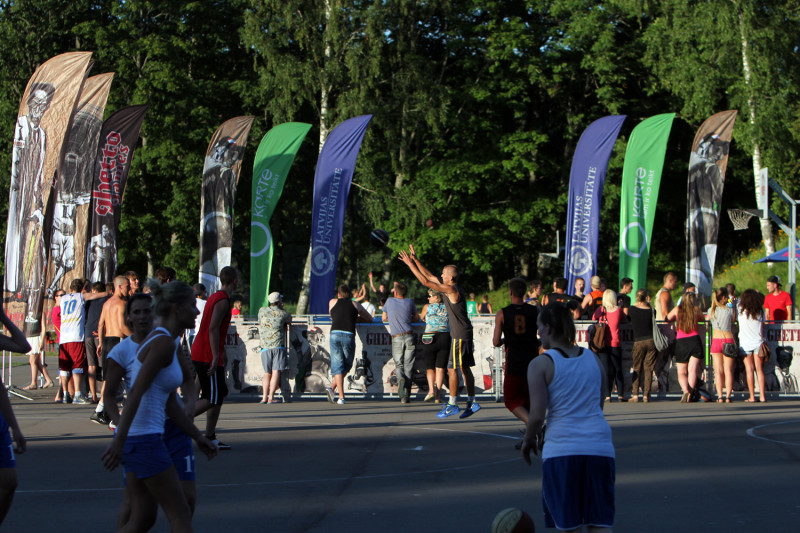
[221, 319, 800, 398]
[250, 122, 311, 311]
[4, 51, 92, 336]
[619, 113, 675, 289]
[198, 116, 254, 293]
[686, 110, 737, 301]
[44, 73, 114, 326]
[564, 115, 625, 294]
[309, 115, 372, 314]
[87, 105, 148, 283]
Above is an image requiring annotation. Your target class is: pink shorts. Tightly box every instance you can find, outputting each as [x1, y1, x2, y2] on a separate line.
[710, 338, 735, 354]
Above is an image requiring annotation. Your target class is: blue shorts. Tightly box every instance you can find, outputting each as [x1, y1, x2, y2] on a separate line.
[121, 433, 173, 480]
[0, 415, 15, 469]
[330, 331, 355, 376]
[164, 419, 195, 482]
[542, 455, 615, 530]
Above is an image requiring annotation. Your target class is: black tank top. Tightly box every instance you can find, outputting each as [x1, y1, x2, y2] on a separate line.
[547, 292, 577, 311]
[330, 298, 358, 333]
[442, 284, 472, 340]
[502, 304, 540, 376]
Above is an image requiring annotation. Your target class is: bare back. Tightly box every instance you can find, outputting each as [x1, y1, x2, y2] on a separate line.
[101, 297, 131, 338]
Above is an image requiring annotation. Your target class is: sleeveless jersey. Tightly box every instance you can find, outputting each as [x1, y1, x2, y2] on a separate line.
[330, 298, 358, 333]
[655, 287, 674, 321]
[501, 304, 540, 376]
[543, 348, 614, 460]
[59, 293, 85, 343]
[442, 284, 472, 340]
[129, 327, 183, 436]
[191, 290, 231, 366]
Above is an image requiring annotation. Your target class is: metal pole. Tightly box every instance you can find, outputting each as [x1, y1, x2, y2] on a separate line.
[792, 201, 797, 320]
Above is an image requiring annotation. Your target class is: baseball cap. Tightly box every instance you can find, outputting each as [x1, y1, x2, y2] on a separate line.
[767, 275, 782, 286]
[268, 292, 283, 304]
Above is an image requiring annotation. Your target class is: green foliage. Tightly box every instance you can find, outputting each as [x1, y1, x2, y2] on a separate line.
[0, 0, 798, 307]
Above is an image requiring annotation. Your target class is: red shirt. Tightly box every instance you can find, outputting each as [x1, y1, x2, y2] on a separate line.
[52, 307, 61, 343]
[190, 290, 231, 366]
[764, 290, 792, 321]
[593, 307, 622, 347]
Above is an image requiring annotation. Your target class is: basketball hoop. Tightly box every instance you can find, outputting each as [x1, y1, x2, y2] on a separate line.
[538, 253, 556, 268]
[727, 208, 756, 231]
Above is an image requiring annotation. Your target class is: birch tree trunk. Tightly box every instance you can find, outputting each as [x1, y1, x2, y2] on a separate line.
[296, 0, 334, 315]
[739, 5, 775, 256]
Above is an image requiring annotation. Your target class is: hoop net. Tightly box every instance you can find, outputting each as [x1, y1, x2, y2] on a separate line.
[538, 253, 556, 268]
[727, 208, 755, 231]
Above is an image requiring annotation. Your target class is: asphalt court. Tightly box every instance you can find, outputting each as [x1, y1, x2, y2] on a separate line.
[5, 380, 800, 532]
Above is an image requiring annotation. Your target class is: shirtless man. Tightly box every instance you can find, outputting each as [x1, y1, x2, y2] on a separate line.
[92, 276, 131, 423]
[399, 245, 480, 419]
[653, 272, 677, 392]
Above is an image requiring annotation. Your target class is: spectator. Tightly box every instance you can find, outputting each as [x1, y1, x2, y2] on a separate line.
[738, 289, 768, 402]
[382, 282, 419, 403]
[525, 280, 543, 308]
[581, 275, 604, 319]
[708, 287, 736, 402]
[257, 293, 292, 404]
[629, 289, 658, 402]
[420, 291, 450, 403]
[667, 292, 704, 402]
[327, 284, 373, 405]
[478, 294, 493, 314]
[618, 277, 633, 317]
[764, 275, 792, 321]
[593, 289, 625, 402]
[466, 293, 478, 317]
[541, 278, 580, 319]
[231, 300, 243, 317]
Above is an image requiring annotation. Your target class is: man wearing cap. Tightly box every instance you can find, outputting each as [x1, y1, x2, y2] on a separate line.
[765, 275, 793, 321]
[257, 292, 292, 403]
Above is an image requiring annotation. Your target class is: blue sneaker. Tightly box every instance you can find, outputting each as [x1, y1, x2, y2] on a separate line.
[436, 403, 460, 418]
[458, 400, 481, 419]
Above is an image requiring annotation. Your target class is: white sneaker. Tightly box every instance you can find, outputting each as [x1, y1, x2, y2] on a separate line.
[337, 398, 346, 405]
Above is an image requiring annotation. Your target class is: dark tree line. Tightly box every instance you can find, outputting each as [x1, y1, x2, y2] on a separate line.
[0, 0, 798, 305]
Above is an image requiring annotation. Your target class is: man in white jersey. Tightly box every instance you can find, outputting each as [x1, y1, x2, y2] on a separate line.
[58, 278, 107, 404]
[103, 293, 216, 529]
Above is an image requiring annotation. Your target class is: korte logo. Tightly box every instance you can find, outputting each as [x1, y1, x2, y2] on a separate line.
[250, 222, 272, 258]
[311, 246, 335, 276]
[622, 222, 648, 258]
[569, 245, 593, 276]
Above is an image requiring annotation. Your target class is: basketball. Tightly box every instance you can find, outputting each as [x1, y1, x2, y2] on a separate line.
[491, 508, 535, 533]
[369, 228, 389, 248]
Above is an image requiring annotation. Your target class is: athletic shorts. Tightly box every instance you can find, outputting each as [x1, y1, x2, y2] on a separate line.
[674, 336, 704, 364]
[102, 337, 122, 372]
[448, 338, 475, 369]
[503, 373, 529, 413]
[542, 455, 615, 530]
[261, 347, 288, 374]
[0, 414, 16, 469]
[193, 362, 228, 406]
[58, 341, 86, 373]
[422, 331, 451, 370]
[164, 419, 195, 482]
[121, 433, 173, 480]
[710, 338, 735, 355]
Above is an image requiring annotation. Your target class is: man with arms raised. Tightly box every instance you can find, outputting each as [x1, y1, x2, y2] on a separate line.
[399, 245, 480, 419]
[92, 276, 131, 422]
[192, 266, 237, 449]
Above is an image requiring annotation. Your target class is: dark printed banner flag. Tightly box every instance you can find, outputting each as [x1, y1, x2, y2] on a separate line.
[87, 105, 148, 283]
[46, 73, 114, 299]
[198, 116, 254, 293]
[564, 115, 626, 294]
[618, 113, 675, 289]
[250, 122, 311, 311]
[4, 51, 93, 336]
[686, 110, 737, 299]
[309, 115, 372, 314]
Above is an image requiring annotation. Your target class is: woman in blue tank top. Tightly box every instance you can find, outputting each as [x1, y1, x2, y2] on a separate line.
[102, 281, 218, 532]
[522, 303, 615, 532]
